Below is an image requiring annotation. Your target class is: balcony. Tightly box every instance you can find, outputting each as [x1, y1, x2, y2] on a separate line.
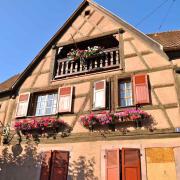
[55, 47, 120, 78]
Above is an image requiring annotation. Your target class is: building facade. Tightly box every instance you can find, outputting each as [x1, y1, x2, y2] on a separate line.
[0, 0, 180, 180]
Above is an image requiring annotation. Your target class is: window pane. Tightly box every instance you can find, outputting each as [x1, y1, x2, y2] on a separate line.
[120, 91, 125, 98]
[35, 93, 57, 116]
[126, 82, 131, 89]
[48, 94, 53, 100]
[120, 83, 125, 90]
[119, 80, 133, 107]
[45, 108, 52, 115]
[47, 100, 53, 107]
[120, 99, 126, 107]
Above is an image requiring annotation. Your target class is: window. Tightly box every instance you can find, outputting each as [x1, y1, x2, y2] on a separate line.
[118, 74, 150, 107]
[105, 148, 141, 180]
[35, 93, 58, 116]
[119, 80, 133, 107]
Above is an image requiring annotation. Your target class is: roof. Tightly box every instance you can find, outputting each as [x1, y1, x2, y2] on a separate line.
[0, 74, 20, 93]
[148, 31, 180, 51]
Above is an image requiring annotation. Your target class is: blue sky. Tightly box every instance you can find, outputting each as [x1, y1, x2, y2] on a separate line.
[0, 0, 179, 83]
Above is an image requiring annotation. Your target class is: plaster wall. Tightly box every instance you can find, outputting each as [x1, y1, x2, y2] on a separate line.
[1, 138, 180, 180]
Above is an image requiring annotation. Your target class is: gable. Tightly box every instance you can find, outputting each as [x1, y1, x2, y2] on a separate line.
[0, 0, 171, 94]
[58, 2, 120, 43]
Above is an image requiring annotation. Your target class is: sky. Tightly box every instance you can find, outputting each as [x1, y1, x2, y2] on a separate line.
[0, 0, 179, 83]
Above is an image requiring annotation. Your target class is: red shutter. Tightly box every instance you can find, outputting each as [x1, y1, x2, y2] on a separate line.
[122, 148, 141, 180]
[93, 80, 106, 109]
[40, 151, 52, 180]
[50, 150, 69, 180]
[133, 74, 150, 104]
[58, 86, 73, 113]
[105, 149, 120, 180]
[16, 92, 30, 117]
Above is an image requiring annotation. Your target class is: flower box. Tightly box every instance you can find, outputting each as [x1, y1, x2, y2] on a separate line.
[67, 46, 104, 61]
[79, 109, 151, 131]
[14, 117, 68, 136]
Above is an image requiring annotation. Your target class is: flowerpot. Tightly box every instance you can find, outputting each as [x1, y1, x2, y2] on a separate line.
[136, 120, 142, 128]
[108, 123, 116, 131]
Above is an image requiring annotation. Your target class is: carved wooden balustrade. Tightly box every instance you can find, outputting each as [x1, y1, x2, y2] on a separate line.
[55, 47, 120, 78]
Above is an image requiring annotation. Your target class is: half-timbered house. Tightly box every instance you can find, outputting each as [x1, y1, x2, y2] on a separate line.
[0, 0, 180, 179]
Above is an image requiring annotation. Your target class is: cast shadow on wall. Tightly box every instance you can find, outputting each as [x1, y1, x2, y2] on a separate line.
[0, 143, 42, 180]
[68, 156, 98, 180]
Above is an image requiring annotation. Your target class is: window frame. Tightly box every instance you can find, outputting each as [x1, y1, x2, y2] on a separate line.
[33, 91, 58, 117]
[118, 78, 134, 108]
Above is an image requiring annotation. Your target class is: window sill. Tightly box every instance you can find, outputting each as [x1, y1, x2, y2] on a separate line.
[92, 107, 109, 112]
[116, 105, 137, 111]
[16, 114, 58, 119]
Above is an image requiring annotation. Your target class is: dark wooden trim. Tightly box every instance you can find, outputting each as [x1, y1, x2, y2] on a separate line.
[88, 0, 169, 61]
[79, 10, 104, 34]
[113, 76, 118, 110]
[30, 57, 47, 88]
[49, 47, 58, 82]
[87, 16, 105, 36]
[119, 30, 125, 70]
[124, 50, 152, 59]
[69, 9, 96, 40]
[124, 37, 134, 42]
[10, 129, 180, 145]
[56, 29, 121, 47]
[129, 41, 150, 70]
[152, 83, 174, 89]
[1, 99, 10, 126]
[71, 88, 91, 128]
[89, 81, 93, 111]
[75, 93, 89, 99]
[0, 96, 11, 102]
[19, 65, 175, 94]
[173, 70, 180, 108]
[151, 88, 174, 128]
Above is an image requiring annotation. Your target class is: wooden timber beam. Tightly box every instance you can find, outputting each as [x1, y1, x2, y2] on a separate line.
[56, 28, 124, 47]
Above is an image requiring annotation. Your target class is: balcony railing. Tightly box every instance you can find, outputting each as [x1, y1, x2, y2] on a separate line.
[55, 47, 120, 78]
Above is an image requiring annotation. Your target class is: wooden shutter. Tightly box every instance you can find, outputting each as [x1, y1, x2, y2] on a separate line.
[50, 150, 69, 180]
[133, 74, 150, 104]
[93, 80, 106, 109]
[15, 92, 30, 117]
[58, 86, 73, 113]
[105, 149, 120, 180]
[122, 148, 141, 180]
[40, 151, 52, 180]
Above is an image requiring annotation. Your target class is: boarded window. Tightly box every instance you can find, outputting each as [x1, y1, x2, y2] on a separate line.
[133, 74, 150, 104]
[58, 86, 73, 113]
[105, 149, 120, 180]
[16, 93, 30, 117]
[93, 80, 106, 109]
[146, 148, 176, 180]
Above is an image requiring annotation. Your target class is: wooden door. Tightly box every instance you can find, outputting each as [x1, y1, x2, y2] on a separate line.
[50, 150, 69, 180]
[122, 148, 141, 180]
[40, 151, 52, 180]
[105, 149, 120, 180]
